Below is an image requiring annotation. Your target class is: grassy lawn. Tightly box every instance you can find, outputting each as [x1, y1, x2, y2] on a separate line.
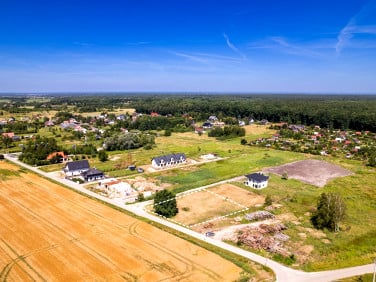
[156, 148, 304, 193]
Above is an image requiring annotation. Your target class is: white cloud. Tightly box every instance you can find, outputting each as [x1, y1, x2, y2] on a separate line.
[336, 0, 376, 54]
[171, 51, 243, 64]
[223, 33, 246, 60]
[248, 36, 326, 58]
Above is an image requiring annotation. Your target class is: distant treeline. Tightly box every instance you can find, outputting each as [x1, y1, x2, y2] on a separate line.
[130, 95, 376, 131]
[1, 94, 376, 131]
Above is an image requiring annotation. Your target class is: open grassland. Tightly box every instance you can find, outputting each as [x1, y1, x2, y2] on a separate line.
[239, 157, 376, 271]
[0, 161, 250, 282]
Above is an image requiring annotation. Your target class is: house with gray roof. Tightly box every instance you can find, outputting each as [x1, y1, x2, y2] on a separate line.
[244, 172, 269, 189]
[151, 153, 186, 169]
[64, 160, 90, 176]
[81, 168, 105, 182]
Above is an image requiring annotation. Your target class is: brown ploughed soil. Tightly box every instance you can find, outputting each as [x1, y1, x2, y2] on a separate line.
[264, 159, 353, 187]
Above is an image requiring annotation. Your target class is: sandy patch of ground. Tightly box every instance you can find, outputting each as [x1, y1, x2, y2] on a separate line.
[276, 212, 299, 222]
[244, 124, 276, 136]
[298, 233, 307, 240]
[126, 176, 170, 192]
[297, 227, 327, 239]
[209, 184, 265, 207]
[264, 159, 353, 187]
[0, 162, 243, 281]
[172, 184, 264, 228]
[174, 190, 242, 227]
[109, 156, 120, 161]
[293, 244, 315, 264]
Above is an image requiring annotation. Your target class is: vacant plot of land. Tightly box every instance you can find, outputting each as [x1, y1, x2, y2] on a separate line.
[264, 159, 353, 187]
[210, 184, 265, 207]
[244, 124, 276, 136]
[0, 162, 242, 281]
[172, 184, 264, 228]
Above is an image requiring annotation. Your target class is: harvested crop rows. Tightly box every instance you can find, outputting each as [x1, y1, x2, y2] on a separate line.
[0, 162, 242, 281]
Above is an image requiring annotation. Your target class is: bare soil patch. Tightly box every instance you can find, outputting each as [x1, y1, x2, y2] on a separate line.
[210, 184, 265, 207]
[244, 124, 276, 136]
[173, 190, 240, 227]
[172, 184, 264, 228]
[0, 162, 243, 281]
[264, 159, 353, 187]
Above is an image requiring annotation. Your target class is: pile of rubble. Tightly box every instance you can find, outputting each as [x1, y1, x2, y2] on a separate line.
[235, 223, 290, 256]
[126, 176, 160, 192]
[245, 210, 275, 221]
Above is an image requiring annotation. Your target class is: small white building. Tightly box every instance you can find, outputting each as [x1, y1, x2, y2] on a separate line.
[200, 153, 217, 160]
[244, 172, 269, 189]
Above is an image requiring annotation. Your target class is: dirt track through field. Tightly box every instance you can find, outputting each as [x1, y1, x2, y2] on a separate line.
[0, 162, 242, 281]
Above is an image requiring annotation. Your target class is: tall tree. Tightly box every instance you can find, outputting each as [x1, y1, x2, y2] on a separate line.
[1, 136, 12, 149]
[153, 190, 178, 218]
[311, 192, 346, 232]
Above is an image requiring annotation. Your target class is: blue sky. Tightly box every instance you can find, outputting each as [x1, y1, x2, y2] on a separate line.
[0, 0, 376, 93]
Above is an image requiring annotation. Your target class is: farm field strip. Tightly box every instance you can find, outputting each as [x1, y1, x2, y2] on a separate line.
[0, 161, 243, 281]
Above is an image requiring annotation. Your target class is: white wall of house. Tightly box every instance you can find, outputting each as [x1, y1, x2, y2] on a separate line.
[65, 169, 89, 177]
[152, 158, 186, 169]
[86, 175, 104, 182]
[244, 179, 268, 189]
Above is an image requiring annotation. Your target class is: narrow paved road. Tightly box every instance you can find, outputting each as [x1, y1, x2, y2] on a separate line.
[3, 154, 375, 281]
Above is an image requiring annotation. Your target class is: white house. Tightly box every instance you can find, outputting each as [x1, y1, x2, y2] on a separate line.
[81, 168, 105, 182]
[244, 172, 269, 189]
[151, 153, 186, 169]
[64, 160, 90, 177]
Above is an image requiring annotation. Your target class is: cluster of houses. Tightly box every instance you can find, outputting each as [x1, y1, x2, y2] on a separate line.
[194, 116, 261, 135]
[1, 132, 21, 141]
[62, 159, 158, 202]
[57, 118, 105, 136]
[251, 124, 376, 160]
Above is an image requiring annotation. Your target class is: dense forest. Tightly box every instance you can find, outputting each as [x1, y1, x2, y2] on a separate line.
[129, 95, 376, 131]
[1, 94, 376, 131]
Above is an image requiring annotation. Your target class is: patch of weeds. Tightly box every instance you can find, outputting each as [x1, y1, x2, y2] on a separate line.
[0, 169, 20, 179]
[272, 253, 296, 265]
